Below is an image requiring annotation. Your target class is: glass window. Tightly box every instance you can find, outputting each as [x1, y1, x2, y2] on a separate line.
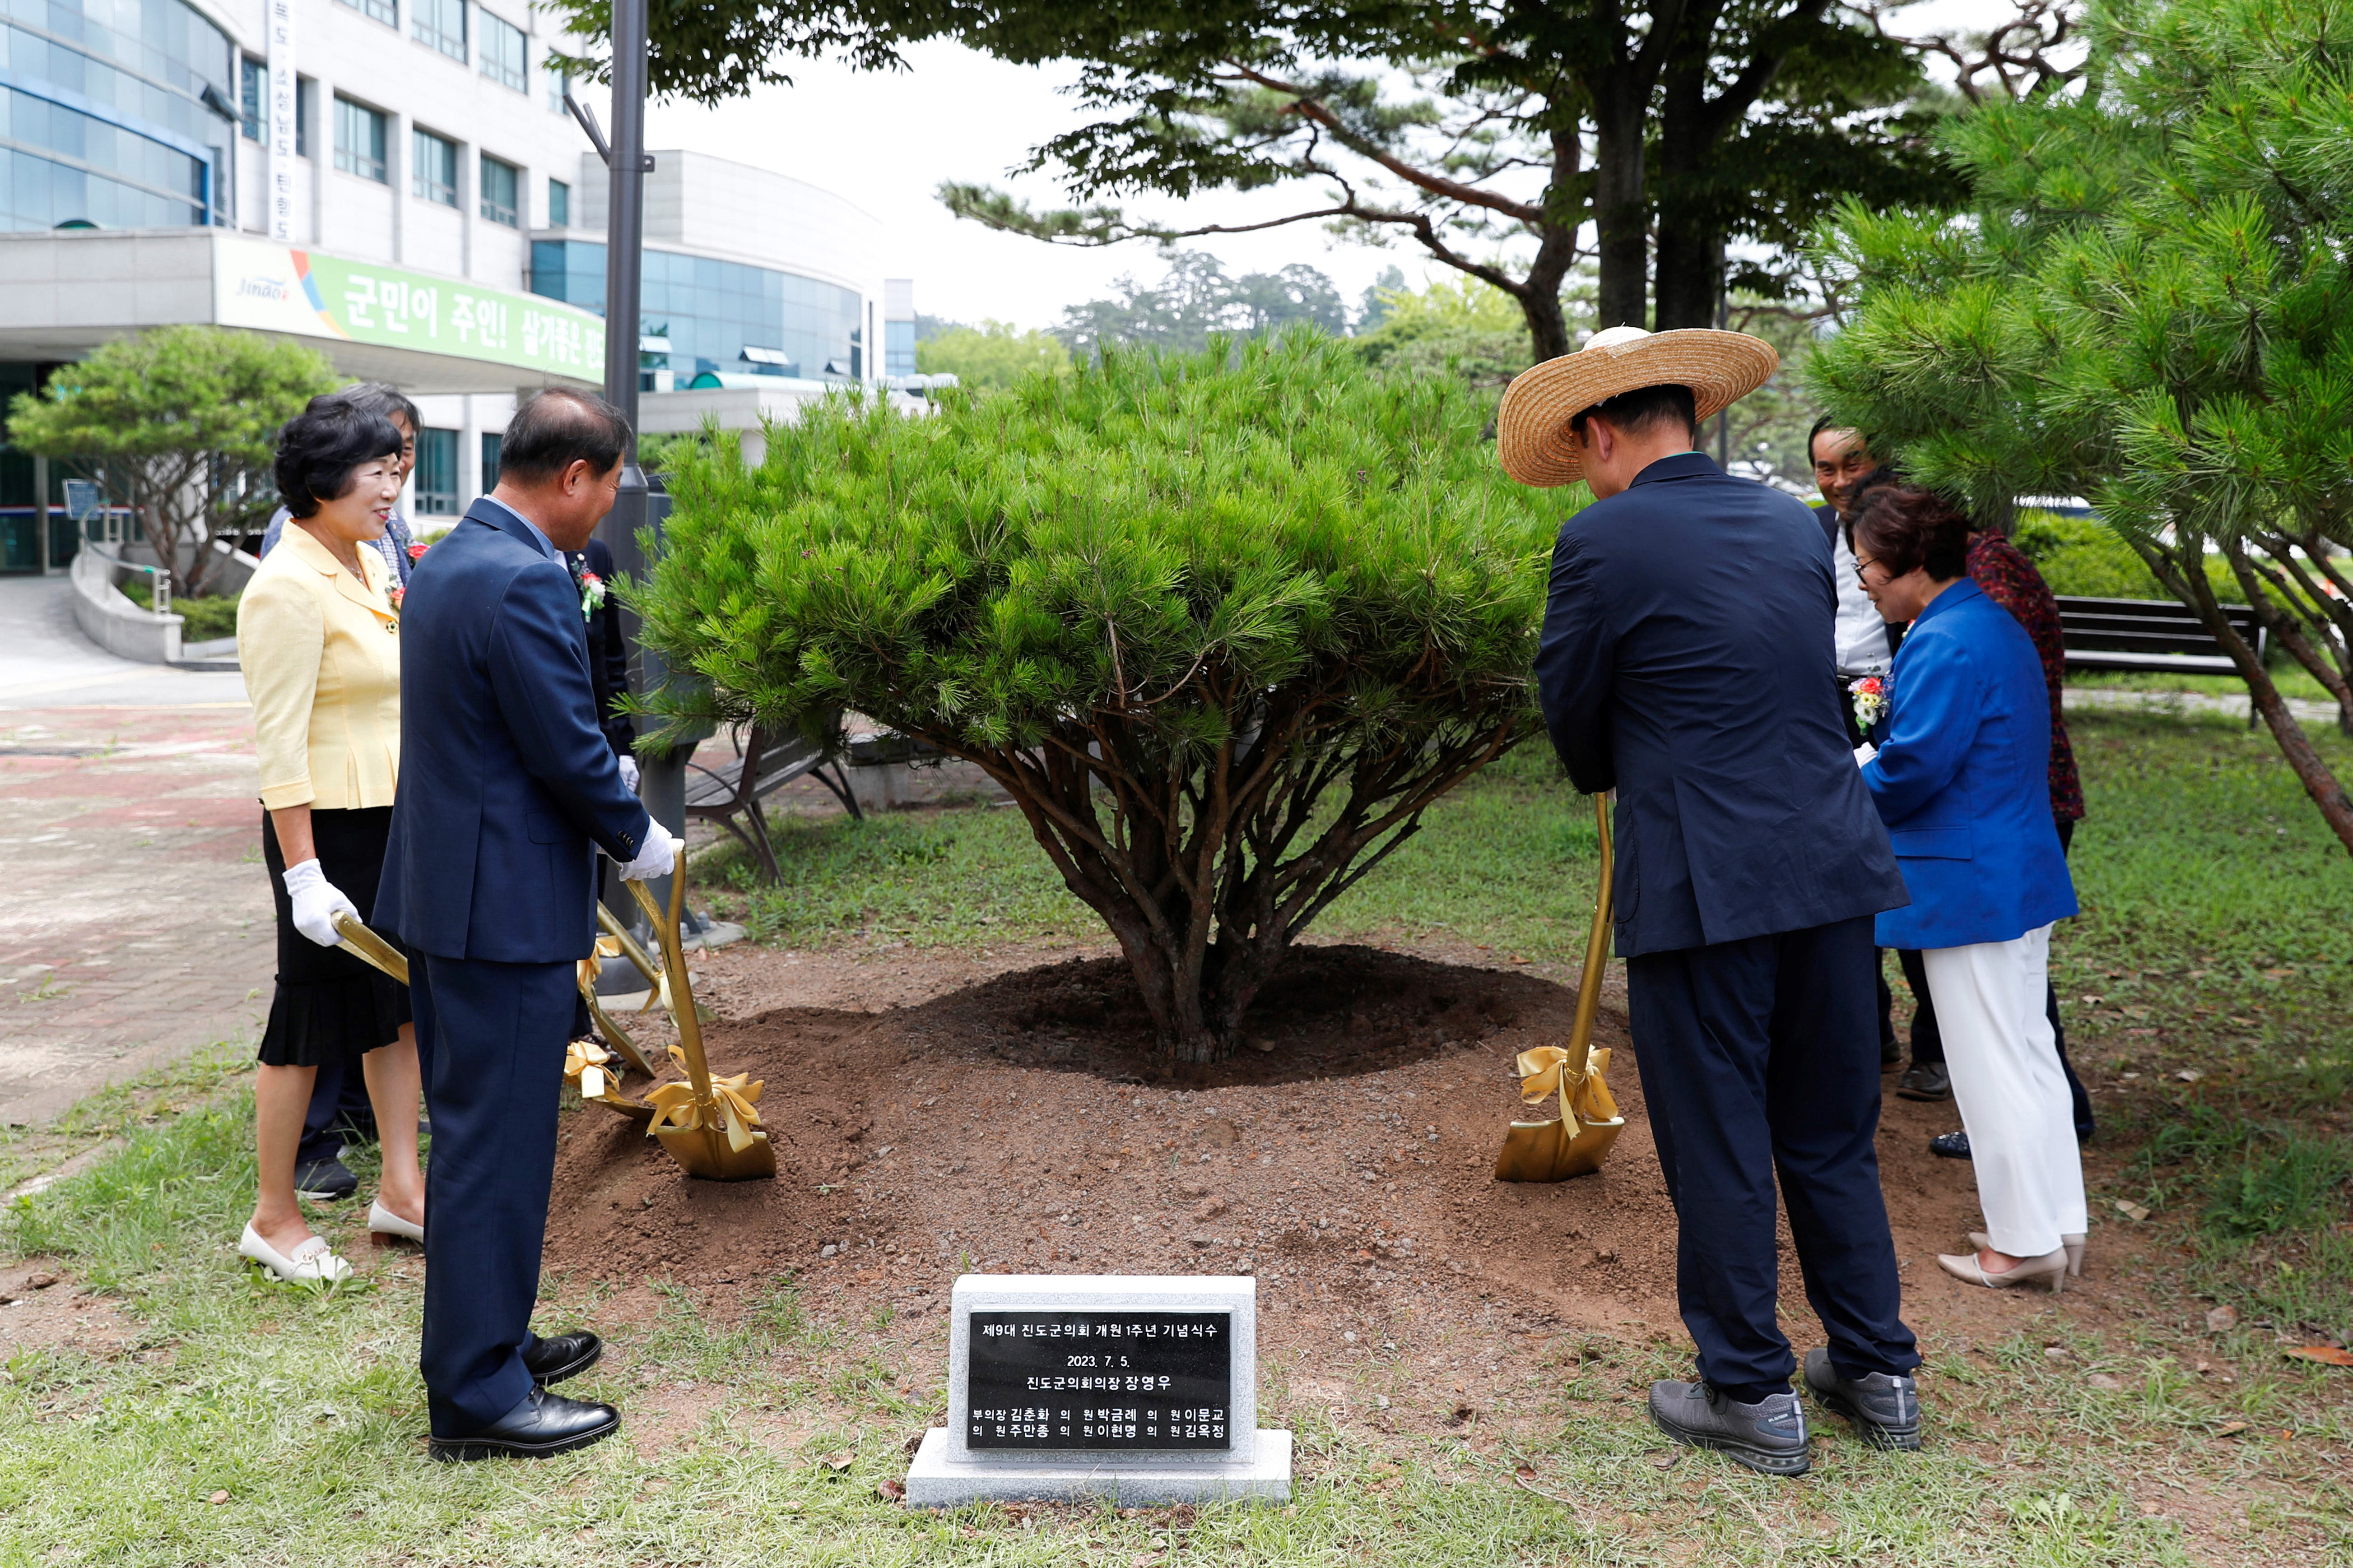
[479, 9, 524, 91]
[546, 63, 566, 114]
[480, 431, 502, 492]
[237, 56, 263, 142]
[296, 78, 314, 158]
[333, 95, 386, 183]
[411, 128, 456, 206]
[337, 0, 399, 27]
[546, 176, 568, 227]
[413, 428, 459, 515]
[412, 0, 466, 62]
[479, 153, 517, 226]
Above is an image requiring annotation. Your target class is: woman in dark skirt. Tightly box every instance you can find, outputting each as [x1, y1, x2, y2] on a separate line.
[234, 404, 425, 1284]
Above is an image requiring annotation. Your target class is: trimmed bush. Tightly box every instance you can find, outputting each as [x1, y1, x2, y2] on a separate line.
[629, 333, 1566, 1065]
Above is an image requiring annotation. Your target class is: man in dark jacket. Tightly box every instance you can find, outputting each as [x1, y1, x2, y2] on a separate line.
[375, 390, 683, 1461]
[1498, 327, 1923, 1475]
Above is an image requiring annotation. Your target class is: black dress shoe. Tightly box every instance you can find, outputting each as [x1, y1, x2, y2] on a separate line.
[523, 1331, 602, 1387]
[1930, 1130, 1971, 1160]
[1895, 1063, 1951, 1101]
[292, 1156, 358, 1202]
[430, 1387, 618, 1461]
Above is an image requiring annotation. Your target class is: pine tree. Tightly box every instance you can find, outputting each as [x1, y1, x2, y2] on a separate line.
[1809, 0, 2353, 851]
[626, 334, 1563, 1064]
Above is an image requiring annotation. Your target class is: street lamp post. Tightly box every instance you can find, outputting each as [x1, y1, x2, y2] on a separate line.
[567, 0, 702, 940]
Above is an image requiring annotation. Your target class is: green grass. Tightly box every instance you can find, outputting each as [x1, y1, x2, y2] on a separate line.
[7, 709, 2353, 1563]
[5, 1087, 2344, 1564]
[707, 742, 1603, 959]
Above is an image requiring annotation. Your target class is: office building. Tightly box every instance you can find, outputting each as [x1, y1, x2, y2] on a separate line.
[0, 0, 893, 573]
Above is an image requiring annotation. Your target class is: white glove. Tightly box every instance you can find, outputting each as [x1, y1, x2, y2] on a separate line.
[1853, 742, 1879, 769]
[617, 754, 642, 793]
[282, 858, 360, 947]
[616, 825, 684, 882]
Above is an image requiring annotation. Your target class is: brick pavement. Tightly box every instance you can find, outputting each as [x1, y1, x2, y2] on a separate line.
[0, 706, 274, 1127]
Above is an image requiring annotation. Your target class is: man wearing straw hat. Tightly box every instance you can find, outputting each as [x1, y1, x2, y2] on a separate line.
[1505, 328, 1922, 1475]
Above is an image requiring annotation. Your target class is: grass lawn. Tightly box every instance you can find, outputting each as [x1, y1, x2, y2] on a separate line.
[5, 709, 2350, 1565]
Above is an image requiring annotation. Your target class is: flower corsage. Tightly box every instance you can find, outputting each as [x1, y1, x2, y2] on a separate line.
[1847, 675, 1888, 732]
[578, 570, 605, 620]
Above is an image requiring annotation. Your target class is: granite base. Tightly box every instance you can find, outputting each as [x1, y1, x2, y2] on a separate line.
[902, 1427, 1293, 1507]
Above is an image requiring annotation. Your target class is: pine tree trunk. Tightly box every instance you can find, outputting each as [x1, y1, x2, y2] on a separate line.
[1651, 51, 1720, 332]
[2152, 547, 2353, 854]
[1590, 92, 1651, 330]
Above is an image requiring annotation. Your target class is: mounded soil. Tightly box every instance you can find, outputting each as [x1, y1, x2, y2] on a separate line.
[544, 940, 2158, 1365]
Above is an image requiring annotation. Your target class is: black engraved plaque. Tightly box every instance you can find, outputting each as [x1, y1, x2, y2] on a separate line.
[965, 1310, 1232, 1451]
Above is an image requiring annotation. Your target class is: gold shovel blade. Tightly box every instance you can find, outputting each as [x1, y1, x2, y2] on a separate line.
[1494, 1117, 1625, 1183]
[626, 872, 777, 1183]
[654, 1123, 777, 1180]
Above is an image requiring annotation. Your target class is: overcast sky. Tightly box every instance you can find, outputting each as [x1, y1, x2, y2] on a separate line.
[632, 0, 2034, 333]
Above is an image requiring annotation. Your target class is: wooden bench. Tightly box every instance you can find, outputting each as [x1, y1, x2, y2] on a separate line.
[684, 723, 862, 882]
[2057, 594, 2267, 723]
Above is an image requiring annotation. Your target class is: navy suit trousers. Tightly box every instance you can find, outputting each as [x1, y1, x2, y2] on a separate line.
[1625, 914, 1920, 1401]
[412, 951, 574, 1434]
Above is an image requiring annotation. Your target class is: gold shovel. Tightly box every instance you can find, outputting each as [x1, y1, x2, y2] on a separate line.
[333, 911, 409, 985]
[624, 869, 776, 1182]
[1494, 794, 1627, 1182]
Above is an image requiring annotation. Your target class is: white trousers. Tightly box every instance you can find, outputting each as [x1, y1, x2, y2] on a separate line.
[1921, 925, 2088, 1258]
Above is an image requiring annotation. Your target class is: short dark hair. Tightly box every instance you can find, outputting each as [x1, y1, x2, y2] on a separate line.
[1569, 382, 1698, 443]
[274, 404, 404, 519]
[495, 389, 631, 485]
[1808, 416, 1871, 463]
[1850, 484, 1970, 582]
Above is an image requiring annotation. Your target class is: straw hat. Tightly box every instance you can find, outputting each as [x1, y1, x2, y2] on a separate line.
[1496, 325, 1780, 487]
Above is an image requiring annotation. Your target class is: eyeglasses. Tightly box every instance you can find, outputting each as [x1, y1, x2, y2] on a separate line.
[1853, 555, 1884, 584]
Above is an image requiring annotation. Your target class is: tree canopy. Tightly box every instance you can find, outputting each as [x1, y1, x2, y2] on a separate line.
[9, 327, 336, 597]
[625, 333, 1563, 1064]
[553, 0, 1955, 362]
[1808, 0, 2353, 851]
[914, 320, 1072, 388]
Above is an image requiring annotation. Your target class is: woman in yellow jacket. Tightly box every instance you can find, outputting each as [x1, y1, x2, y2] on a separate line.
[235, 404, 426, 1283]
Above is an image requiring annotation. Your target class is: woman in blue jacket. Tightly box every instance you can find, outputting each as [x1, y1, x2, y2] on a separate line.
[1851, 487, 2085, 1292]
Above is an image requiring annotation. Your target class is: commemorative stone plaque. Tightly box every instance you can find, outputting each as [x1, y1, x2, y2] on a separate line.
[903, 1274, 1292, 1506]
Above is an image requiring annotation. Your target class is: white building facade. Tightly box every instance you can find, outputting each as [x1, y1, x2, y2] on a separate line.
[0, 0, 891, 572]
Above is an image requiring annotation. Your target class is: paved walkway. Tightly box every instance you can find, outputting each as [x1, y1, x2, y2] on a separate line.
[0, 576, 269, 1127]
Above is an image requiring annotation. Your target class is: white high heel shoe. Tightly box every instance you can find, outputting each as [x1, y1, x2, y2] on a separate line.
[1972, 1231, 2085, 1276]
[368, 1200, 424, 1244]
[238, 1224, 352, 1284]
[1937, 1246, 2068, 1292]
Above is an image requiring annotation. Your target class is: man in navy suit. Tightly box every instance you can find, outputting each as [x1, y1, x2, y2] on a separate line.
[1501, 327, 1921, 1475]
[375, 389, 683, 1461]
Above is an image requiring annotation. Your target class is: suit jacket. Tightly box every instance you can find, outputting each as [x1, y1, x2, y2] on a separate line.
[238, 525, 402, 811]
[374, 496, 651, 963]
[1860, 578, 2078, 950]
[565, 536, 636, 761]
[1535, 451, 1909, 957]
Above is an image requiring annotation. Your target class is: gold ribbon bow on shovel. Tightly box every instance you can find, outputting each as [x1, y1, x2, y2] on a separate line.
[1494, 794, 1628, 1182]
[624, 870, 777, 1182]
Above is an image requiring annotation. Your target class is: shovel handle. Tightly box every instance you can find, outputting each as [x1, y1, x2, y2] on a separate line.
[1566, 794, 1613, 1062]
[595, 901, 663, 991]
[333, 911, 410, 987]
[624, 869, 717, 1108]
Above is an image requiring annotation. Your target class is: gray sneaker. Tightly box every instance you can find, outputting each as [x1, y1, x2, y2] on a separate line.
[1647, 1380, 1810, 1476]
[1803, 1348, 1921, 1450]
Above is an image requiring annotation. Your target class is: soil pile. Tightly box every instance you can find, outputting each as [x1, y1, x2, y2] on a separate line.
[543, 941, 2051, 1357]
[544, 945, 1686, 1332]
